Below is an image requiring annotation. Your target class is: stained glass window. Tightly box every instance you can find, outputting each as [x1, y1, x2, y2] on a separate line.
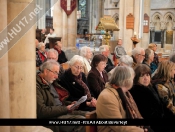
[78, 0, 86, 18]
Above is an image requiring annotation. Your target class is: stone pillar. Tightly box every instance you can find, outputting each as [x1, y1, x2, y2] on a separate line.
[0, 0, 10, 132]
[172, 28, 175, 52]
[7, 0, 36, 129]
[53, 0, 69, 48]
[161, 29, 165, 48]
[62, 10, 68, 48]
[68, 8, 77, 48]
[36, 0, 46, 29]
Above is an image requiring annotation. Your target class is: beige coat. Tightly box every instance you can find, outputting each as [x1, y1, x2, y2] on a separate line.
[96, 83, 144, 132]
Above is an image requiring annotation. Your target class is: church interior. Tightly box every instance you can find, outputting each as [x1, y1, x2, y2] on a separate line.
[0, 0, 175, 131]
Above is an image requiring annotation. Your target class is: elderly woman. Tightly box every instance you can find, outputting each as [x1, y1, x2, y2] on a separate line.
[36, 42, 47, 67]
[152, 61, 175, 118]
[143, 48, 156, 74]
[108, 55, 133, 80]
[96, 66, 152, 132]
[130, 64, 164, 132]
[87, 54, 108, 99]
[59, 55, 96, 111]
[148, 43, 159, 67]
[80, 46, 93, 76]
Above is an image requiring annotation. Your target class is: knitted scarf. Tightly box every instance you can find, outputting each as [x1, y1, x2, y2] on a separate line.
[72, 71, 92, 100]
[115, 87, 142, 119]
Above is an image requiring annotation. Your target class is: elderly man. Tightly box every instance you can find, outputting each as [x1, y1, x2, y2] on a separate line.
[99, 45, 115, 72]
[54, 41, 68, 64]
[47, 48, 65, 80]
[37, 60, 85, 132]
[131, 47, 145, 68]
[113, 39, 127, 66]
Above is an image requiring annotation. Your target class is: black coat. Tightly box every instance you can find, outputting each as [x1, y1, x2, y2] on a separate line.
[130, 84, 164, 119]
[58, 69, 95, 111]
[87, 67, 108, 99]
[58, 50, 68, 64]
[105, 57, 115, 72]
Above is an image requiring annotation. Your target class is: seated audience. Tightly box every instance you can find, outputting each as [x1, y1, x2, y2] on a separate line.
[36, 42, 47, 67]
[130, 64, 164, 132]
[143, 48, 156, 74]
[37, 60, 85, 132]
[54, 41, 68, 64]
[59, 55, 96, 111]
[108, 55, 133, 80]
[80, 46, 93, 76]
[152, 61, 175, 118]
[96, 66, 153, 132]
[87, 54, 108, 99]
[131, 47, 145, 69]
[99, 45, 115, 72]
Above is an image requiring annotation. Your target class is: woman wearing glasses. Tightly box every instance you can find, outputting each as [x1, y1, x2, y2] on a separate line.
[58, 55, 96, 111]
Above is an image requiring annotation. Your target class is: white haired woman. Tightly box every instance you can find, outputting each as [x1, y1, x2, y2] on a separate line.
[108, 55, 133, 80]
[36, 42, 47, 67]
[80, 46, 93, 76]
[59, 55, 96, 111]
[97, 66, 153, 132]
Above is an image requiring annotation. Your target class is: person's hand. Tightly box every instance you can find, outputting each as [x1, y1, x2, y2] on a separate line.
[71, 101, 79, 109]
[90, 97, 97, 107]
[66, 104, 74, 112]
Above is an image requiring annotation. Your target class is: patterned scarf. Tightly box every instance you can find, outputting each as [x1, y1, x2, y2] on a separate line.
[114, 86, 142, 119]
[73, 72, 92, 100]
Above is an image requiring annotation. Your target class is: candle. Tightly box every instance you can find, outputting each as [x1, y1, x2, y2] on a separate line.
[134, 32, 137, 36]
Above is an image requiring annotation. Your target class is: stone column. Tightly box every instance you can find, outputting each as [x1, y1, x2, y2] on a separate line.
[62, 10, 68, 48]
[172, 28, 175, 52]
[0, 0, 10, 132]
[7, 1, 36, 132]
[36, 0, 46, 29]
[161, 29, 165, 48]
[68, 8, 77, 48]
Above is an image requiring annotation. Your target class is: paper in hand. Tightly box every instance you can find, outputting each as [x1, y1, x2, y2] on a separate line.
[70, 95, 87, 110]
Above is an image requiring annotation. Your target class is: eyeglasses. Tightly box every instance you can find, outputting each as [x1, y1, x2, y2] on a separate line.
[138, 54, 145, 57]
[73, 65, 83, 70]
[47, 57, 57, 60]
[47, 69, 59, 75]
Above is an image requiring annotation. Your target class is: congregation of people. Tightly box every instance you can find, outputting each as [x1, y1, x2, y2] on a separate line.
[35, 30, 175, 132]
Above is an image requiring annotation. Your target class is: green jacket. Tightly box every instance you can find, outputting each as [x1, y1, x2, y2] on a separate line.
[36, 75, 68, 119]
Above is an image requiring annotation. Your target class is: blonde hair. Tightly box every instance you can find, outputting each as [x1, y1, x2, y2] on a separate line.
[153, 61, 175, 82]
[148, 43, 157, 50]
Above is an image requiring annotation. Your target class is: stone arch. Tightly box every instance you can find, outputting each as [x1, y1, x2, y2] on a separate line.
[151, 12, 163, 30]
[112, 13, 119, 24]
[164, 12, 175, 30]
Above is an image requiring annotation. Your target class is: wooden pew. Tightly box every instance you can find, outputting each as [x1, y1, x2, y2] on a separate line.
[85, 110, 97, 132]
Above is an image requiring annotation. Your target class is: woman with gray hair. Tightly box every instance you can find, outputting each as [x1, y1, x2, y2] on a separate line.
[143, 48, 156, 74]
[108, 55, 133, 80]
[79, 46, 93, 76]
[96, 66, 152, 132]
[36, 42, 47, 67]
[59, 55, 97, 111]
